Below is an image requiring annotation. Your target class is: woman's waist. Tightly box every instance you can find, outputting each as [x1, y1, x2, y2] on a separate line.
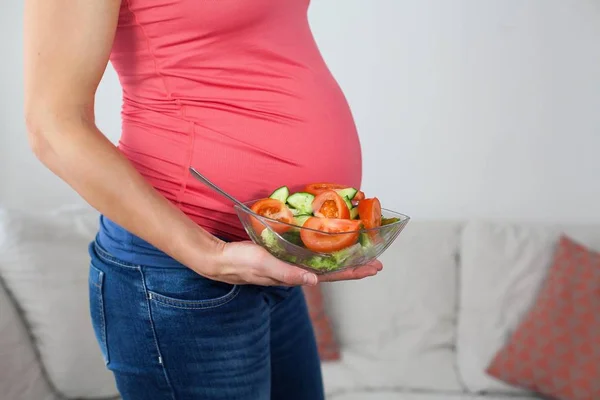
[96, 216, 186, 268]
[95, 214, 239, 270]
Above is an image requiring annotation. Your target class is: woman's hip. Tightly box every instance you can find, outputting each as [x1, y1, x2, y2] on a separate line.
[86, 217, 320, 398]
[87, 239, 272, 398]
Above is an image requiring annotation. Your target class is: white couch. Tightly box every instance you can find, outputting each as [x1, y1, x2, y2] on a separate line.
[2, 205, 599, 400]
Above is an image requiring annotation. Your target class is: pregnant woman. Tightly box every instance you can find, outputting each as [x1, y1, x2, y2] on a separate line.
[24, 1, 382, 399]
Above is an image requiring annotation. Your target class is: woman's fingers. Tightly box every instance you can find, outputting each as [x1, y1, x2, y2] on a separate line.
[221, 241, 318, 286]
[218, 241, 380, 286]
[317, 260, 383, 283]
[317, 266, 376, 283]
[258, 256, 318, 286]
[243, 276, 285, 287]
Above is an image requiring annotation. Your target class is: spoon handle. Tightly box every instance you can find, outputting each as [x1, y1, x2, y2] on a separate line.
[188, 167, 254, 213]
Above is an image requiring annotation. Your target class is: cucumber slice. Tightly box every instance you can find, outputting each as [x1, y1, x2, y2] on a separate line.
[359, 232, 373, 247]
[333, 243, 362, 264]
[290, 208, 302, 216]
[343, 196, 353, 210]
[269, 186, 290, 203]
[350, 207, 359, 219]
[294, 214, 311, 227]
[359, 232, 379, 257]
[381, 217, 400, 226]
[337, 188, 358, 200]
[286, 192, 315, 215]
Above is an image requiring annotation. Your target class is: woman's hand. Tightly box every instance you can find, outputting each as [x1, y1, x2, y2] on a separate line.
[195, 240, 383, 287]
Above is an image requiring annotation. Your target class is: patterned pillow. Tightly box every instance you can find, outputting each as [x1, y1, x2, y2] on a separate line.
[486, 235, 600, 400]
[302, 285, 341, 361]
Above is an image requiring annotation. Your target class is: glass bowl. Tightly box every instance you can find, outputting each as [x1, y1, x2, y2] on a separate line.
[234, 200, 410, 274]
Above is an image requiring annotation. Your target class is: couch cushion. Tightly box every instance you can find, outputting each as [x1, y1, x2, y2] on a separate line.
[457, 221, 600, 394]
[321, 221, 463, 393]
[0, 277, 57, 400]
[487, 235, 600, 400]
[0, 206, 118, 399]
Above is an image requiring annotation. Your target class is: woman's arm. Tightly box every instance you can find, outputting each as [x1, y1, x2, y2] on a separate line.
[23, 0, 320, 286]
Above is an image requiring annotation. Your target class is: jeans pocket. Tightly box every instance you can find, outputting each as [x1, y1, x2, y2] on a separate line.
[144, 266, 241, 310]
[89, 263, 109, 365]
[147, 284, 241, 310]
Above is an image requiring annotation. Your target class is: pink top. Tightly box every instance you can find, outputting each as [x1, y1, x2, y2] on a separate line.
[110, 0, 362, 240]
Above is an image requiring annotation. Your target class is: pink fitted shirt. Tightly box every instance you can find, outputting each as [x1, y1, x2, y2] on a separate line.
[110, 0, 362, 240]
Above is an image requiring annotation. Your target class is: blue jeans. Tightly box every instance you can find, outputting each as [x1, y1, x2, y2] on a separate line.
[88, 216, 325, 400]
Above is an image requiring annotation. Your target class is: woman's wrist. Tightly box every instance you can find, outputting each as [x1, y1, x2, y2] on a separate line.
[166, 216, 226, 276]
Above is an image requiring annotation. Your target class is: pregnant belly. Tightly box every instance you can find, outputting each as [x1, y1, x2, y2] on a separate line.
[118, 96, 362, 240]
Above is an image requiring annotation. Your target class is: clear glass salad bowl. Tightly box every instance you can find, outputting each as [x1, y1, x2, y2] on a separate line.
[234, 200, 410, 274]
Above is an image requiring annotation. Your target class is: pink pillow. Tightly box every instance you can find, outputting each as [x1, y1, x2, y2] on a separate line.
[486, 235, 600, 400]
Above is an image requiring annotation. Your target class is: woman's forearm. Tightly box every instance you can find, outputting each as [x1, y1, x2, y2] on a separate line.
[27, 108, 224, 272]
[22, 0, 222, 271]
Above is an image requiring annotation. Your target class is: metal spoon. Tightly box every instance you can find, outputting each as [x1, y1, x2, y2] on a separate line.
[189, 167, 254, 213]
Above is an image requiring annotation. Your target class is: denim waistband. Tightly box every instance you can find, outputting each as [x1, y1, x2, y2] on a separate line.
[96, 215, 198, 269]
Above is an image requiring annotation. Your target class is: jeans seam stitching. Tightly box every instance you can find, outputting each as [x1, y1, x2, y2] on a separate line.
[89, 264, 109, 365]
[147, 286, 241, 310]
[139, 267, 177, 400]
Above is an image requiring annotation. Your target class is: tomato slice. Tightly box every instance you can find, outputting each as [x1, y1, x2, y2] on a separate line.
[353, 190, 366, 202]
[304, 183, 347, 196]
[250, 198, 294, 234]
[312, 190, 351, 219]
[300, 217, 361, 253]
[304, 183, 365, 203]
[357, 197, 382, 230]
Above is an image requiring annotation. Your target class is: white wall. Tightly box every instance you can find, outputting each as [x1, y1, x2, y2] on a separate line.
[2, 0, 599, 223]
